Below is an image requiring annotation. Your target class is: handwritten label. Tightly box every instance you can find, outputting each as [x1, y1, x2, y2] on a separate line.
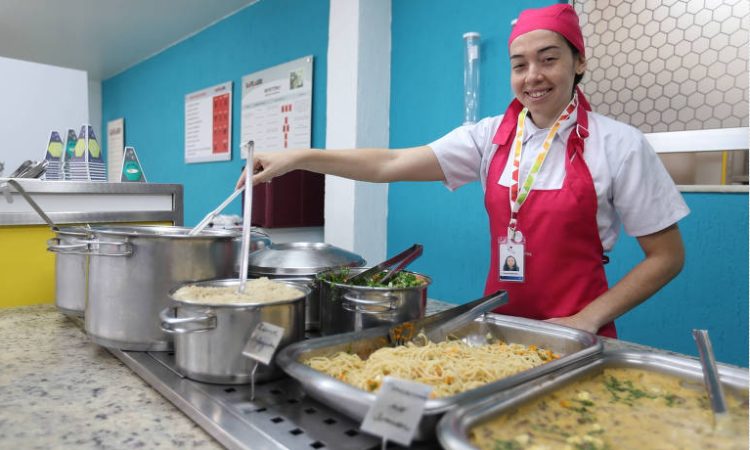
[241, 322, 285, 365]
[360, 376, 432, 446]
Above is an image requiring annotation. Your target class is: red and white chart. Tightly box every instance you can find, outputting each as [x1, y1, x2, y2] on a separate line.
[184, 81, 233, 163]
[240, 56, 313, 158]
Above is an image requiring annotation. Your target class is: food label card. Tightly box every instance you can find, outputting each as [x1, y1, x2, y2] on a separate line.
[360, 376, 432, 446]
[242, 322, 284, 365]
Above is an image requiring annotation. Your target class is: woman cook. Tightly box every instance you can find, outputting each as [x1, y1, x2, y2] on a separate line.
[237, 4, 689, 337]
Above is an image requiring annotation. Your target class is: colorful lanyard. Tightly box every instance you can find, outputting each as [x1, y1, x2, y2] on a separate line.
[508, 95, 578, 235]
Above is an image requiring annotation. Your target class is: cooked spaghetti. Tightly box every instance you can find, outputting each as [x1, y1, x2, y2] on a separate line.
[304, 337, 559, 397]
[173, 277, 302, 304]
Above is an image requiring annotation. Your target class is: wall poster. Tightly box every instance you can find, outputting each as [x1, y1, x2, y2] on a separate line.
[185, 81, 232, 163]
[240, 56, 313, 158]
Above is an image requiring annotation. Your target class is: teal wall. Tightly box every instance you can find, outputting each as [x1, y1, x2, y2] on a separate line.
[102, 0, 329, 226]
[388, 0, 748, 366]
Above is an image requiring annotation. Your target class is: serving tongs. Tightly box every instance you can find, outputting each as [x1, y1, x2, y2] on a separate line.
[692, 329, 731, 431]
[388, 289, 508, 346]
[344, 243, 423, 285]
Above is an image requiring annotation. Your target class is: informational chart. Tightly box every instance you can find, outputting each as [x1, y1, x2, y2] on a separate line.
[185, 81, 232, 163]
[240, 56, 313, 158]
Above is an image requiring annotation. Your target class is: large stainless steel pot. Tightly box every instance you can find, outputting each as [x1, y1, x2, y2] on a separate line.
[247, 242, 366, 331]
[317, 267, 431, 335]
[160, 279, 308, 384]
[78, 225, 237, 351]
[46, 226, 91, 316]
[231, 227, 272, 274]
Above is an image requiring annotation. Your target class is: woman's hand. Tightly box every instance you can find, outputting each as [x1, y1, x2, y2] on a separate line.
[235, 150, 305, 189]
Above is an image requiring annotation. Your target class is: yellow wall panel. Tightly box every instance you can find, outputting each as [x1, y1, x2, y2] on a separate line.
[0, 226, 56, 307]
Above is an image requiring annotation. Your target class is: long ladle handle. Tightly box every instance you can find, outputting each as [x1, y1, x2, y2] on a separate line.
[692, 329, 728, 414]
[5, 179, 58, 230]
[189, 186, 245, 236]
[237, 141, 254, 294]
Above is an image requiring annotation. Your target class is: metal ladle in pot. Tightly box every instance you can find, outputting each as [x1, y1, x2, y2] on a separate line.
[237, 141, 255, 294]
[3, 178, 59, 231]
[188, 187, 245, 236]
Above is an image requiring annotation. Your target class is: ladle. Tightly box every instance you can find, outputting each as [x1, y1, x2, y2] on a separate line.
[188, 186, 245, 236]
[692, 329, 729, 429]
[3, 178, 59, 230]
[237, 141, 255, 294]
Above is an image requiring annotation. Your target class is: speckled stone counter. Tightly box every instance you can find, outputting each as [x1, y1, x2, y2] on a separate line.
[0, 304, 221, 450]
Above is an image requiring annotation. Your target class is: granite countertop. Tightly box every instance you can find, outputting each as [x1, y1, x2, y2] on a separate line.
[0, 302, 722, 450]
[0, 304, 221, 450]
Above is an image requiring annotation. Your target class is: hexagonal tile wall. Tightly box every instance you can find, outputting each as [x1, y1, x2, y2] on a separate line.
[575, 0, 749, 133]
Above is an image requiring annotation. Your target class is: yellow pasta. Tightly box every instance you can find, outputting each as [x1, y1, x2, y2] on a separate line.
[304, 337, 559, 398]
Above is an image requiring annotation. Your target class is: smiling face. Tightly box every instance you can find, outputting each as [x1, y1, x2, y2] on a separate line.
[509, 29, 586, 128]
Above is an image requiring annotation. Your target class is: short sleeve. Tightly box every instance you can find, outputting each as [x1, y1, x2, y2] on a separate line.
[612, 131, 690, 237]
[428, 116, 499, 191]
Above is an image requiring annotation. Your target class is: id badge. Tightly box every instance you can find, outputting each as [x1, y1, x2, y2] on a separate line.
[499, 229, 525, 282]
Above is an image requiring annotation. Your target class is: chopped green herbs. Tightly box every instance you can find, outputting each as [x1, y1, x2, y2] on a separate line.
[320, 267, 426, 288]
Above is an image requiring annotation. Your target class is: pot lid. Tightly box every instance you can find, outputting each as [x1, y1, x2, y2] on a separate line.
[247, 242, 366, 275]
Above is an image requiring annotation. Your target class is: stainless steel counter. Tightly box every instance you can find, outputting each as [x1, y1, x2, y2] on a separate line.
[0, 178, 183, 225]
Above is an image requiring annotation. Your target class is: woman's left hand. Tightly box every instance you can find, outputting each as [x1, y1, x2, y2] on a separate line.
[544, 315, 599, 334]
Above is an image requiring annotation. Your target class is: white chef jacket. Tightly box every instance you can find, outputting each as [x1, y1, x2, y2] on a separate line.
[429, 109, 690, 251]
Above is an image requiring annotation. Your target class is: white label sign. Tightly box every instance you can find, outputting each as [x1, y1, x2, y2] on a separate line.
[360, 376, 432, 447]
[241, 322, 285, 365]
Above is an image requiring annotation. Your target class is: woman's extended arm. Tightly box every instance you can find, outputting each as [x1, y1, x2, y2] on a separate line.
[546, 223, 685, 333]
[237, 146, 445, 188]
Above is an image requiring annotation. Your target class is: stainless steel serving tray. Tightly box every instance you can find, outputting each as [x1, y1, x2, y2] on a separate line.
[436, 349, 750, 450]
[276, 313, 602, 440]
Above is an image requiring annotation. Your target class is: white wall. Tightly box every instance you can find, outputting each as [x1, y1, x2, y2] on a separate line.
[324, 0, 390, 264]
[0, 56, 89, 176]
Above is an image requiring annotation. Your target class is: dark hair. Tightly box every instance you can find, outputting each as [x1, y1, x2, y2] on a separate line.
[564, 39, 584, 87]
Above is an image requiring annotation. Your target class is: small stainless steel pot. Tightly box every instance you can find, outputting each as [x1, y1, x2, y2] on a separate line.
[317, 267, 431, 335]
[160, 279, 308, 384]
[76, 225, 238, 351]
[46, 226, 91, 316]
[247, 242, 366, 331]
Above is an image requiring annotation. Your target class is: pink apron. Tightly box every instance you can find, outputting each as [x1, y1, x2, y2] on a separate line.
[484, 91, 616, 338]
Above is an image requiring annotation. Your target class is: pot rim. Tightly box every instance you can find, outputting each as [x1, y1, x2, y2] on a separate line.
[88, 225, 238, 239]
[169, 278, 310, 308]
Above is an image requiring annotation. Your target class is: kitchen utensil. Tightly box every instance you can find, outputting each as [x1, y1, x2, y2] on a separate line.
[693, 329, 730, 429]
[5, 178, 58, 230]
[317, 267, 430, 335]
[388, 289, 508, 345]
[8, 159, 48, 179]
[189, 187, 245, 236]
[75, 225, 237, 350]
[161, 279, 308, 384]
[248, 242, 366, 331]
[277, 312, 602, 441]
[344, 243, 422, 285]
[436, 350, 748, 450]
[238, 141, 254, 294]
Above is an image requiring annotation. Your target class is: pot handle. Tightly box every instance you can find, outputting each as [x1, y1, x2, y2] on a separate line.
[159, 306, 217, 334]
[47, 238, 91, 254]
[52, 238, 133, 256]
[341, 291, 399, 315]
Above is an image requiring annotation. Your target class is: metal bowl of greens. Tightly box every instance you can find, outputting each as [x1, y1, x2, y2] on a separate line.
[317, 267, 431, 335]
